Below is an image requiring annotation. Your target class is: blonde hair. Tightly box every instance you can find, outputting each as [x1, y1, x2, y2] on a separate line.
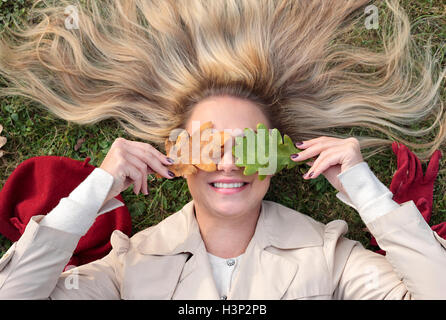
[0, 0, 444, 161]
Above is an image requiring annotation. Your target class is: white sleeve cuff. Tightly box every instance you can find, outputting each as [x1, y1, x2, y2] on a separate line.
[336, 162, 401, 224]
[40, 168, 125, 236]
[98, 197, 125, 215]
[335, 191, 358, 211]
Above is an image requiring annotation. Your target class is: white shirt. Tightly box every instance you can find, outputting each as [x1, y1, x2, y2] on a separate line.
[39, 161, 400, 299]
[207, 252, 244, 299]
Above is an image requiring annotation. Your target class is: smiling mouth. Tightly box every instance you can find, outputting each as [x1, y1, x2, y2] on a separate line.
[208, 182, 250, 194]
[209, 182, 249, 188]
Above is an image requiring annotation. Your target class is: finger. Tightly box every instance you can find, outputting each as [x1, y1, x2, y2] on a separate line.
[124, 162, 144, 194]
[141, 166, 148, 195]
[306, 160, 315, 166]
[296, 138, 321, 149]
[126, 153, 149, 195]
[126, 153, 150, 194]
[151, 158, 176, 179]
[303, 147, 344, 180]
[125, 143, 174, 179]
[292, 139, 343, 162]
[125, 140, 173, 166]
[297, 136, 339, 149]
[126, 146, 157, 174]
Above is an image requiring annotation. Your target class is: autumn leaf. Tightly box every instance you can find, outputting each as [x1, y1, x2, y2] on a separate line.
[0, 124, 7, 158]
[154, 122, 307, 180]
[155, 121, 230, 179]
[232, 123, 308, 180]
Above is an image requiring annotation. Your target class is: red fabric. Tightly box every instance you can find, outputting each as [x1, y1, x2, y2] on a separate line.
[0, 156, 132, 270]
[370, 142, 446, 255]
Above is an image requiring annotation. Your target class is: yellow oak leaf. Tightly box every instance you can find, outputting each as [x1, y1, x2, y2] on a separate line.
[155, 121, 229, 179]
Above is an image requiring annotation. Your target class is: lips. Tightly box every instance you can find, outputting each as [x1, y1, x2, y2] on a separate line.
[209, 181, 249, 194]
[209, 179, 249, 184]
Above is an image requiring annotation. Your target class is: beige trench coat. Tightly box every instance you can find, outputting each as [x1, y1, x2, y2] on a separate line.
[0, 199, 446, 299]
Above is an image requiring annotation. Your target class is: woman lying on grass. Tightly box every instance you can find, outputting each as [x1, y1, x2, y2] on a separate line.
[0, 0, 445, 299]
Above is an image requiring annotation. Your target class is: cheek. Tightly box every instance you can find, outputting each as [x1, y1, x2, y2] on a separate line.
[251, 177, 271, 195]
[185, 173, 209, 195]
[185, 176, 196, 197]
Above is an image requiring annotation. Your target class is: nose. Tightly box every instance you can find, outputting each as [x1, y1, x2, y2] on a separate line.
[216, 139, 240, 173]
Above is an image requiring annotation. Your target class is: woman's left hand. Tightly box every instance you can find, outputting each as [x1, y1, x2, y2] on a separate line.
[290, 137, 364, 195]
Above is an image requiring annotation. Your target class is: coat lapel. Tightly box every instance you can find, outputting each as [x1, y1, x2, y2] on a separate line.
[136, 200, 219, 299]
[171, 242, 220, 299]
[230, 201, 323, 299]
[135, 199, 323, 300]
[228, 240, 299, 299]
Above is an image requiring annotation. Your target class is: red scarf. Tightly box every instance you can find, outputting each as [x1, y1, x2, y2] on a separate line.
[0, 156, 132, 270]
[370, 142, 445, 255]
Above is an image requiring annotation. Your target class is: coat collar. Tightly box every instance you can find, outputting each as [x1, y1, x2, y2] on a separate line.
[135, 199, 324, 299]
[137, 199, 323, 255]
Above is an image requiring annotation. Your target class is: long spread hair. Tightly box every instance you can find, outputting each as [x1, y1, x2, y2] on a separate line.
[0, 0, 444, 161]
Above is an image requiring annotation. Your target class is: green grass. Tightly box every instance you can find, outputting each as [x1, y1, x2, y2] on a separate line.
[0, 0, 445, 256]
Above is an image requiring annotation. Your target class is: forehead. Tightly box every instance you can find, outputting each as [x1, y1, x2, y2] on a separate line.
[185, 95, 270, 135]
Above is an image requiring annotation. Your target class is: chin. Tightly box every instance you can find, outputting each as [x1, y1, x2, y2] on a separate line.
[188, 177, 268, 218]
[211, 200, 250, 217]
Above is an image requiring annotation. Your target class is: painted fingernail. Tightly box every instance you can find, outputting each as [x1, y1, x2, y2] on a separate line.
[168, 170, 176, 178]
[295, 141, 304, 147]
[166, 157, 174, 164]
[290, 154, 299, 159]
[303, 171, 313, 179]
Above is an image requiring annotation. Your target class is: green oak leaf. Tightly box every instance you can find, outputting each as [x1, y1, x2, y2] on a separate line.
[232, 123, 309, 180]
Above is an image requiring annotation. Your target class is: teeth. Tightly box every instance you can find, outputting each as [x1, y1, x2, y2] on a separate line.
[212, 182, 245, 189]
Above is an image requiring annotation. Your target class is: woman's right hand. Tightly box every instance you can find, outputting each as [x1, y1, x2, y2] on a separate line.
[99, 137, 175, 203]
